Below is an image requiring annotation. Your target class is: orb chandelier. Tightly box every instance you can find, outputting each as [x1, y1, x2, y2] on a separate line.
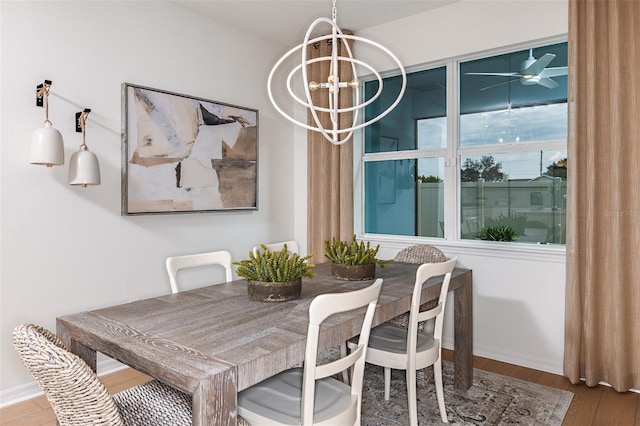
[267, 0, 406, 145]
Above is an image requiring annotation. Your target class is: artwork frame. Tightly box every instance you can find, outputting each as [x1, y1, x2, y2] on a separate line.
[121, 83, 258, 215]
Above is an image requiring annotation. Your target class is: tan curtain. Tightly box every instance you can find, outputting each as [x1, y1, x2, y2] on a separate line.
[307, 36, 354, 264]
[565, 0, 640, 392]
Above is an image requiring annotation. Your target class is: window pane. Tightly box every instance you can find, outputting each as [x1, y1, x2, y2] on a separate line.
[416, 158, 445, 237]
[364, 67, 446, 153]
[460, 103, 567, 146]
[460, 42, 567, 147]
[460, 151, 567, 244]
[417, 117, 447, 149]
[365, 158, 444, 237]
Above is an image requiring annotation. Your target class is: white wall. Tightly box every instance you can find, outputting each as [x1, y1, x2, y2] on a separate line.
[358, 0, 569, 374]
[0, 1, 296, 404]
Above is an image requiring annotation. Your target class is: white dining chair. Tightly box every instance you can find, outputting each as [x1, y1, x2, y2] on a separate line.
[165, 250, 233, 293]
[348, 257, 457, 425]
[252, 240, 300, 256]
[237, 278, 383, 425]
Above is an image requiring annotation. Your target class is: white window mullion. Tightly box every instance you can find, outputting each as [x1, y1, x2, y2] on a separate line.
[444, 60, 459, 242]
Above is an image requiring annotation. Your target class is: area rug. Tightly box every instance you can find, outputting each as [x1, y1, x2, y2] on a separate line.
[359, 361, 573, 425]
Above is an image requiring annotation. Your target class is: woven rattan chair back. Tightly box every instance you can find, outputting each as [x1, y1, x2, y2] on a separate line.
[394, 244, 446, 264]
[12, 324, 124, 426]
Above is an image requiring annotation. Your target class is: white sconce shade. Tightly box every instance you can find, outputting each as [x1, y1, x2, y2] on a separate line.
[30, 80, 64, 167]
[29, 123, 64, 167]
[68, 146, 100, 187]
[69, 109, 100, 187]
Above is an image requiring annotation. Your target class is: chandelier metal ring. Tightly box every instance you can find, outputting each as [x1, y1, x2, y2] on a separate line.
[267, 14, 406, 145]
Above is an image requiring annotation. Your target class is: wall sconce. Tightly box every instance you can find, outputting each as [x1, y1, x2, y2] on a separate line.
[29, 80, 65, 167]
[68, 109, 100, 187]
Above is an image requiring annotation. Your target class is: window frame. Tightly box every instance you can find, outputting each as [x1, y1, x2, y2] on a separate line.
[354, 37, 568, 261]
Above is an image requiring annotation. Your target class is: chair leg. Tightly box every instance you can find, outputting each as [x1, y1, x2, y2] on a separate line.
[384, 367, 391, 400]
[434, 359, 448, 423]
[407, 367, 418, 426]
[340, 342, 350, 384]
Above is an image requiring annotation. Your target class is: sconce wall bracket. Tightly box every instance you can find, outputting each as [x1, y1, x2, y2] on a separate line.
[35, 80, 52, 107]
[75, 108, 91, 133]
[75, 112, 82, 132]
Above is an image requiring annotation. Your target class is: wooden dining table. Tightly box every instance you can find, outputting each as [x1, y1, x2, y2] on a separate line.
[57, 261, 472, 426]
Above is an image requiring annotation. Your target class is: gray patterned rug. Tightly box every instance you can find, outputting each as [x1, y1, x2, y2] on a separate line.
[359, 361, 573, 425]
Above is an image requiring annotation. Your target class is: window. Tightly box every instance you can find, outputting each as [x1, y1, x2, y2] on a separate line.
[362, 41, 567, 245]
[364, 66, 447, 237]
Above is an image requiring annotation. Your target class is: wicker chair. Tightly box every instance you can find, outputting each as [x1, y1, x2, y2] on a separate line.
[394, 244, 447, 264]
[12, 324, 194, 426]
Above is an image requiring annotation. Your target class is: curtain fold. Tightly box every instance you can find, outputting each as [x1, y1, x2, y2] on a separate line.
[565, 0, 640, 392]
[306, 36, 354, 264]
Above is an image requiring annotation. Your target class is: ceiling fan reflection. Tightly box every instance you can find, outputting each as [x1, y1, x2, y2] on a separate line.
[466, 49, 567, 90]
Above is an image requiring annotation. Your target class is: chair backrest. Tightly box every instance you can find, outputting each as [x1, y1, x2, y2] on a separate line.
[252, 240, 300, 257]
[166, 250, 233, 293]
[12, 324, 124, 426]
[407, 258, 458, 349]
[394, 244, 446, 264]
[301, 278, 382, 425]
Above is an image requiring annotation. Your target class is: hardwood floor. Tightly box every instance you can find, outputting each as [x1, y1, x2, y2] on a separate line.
[2, 350, 639, 425]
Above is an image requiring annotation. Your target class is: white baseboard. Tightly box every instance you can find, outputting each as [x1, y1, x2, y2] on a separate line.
[0, 358, 127, 408]
[442, 337, 564, 376]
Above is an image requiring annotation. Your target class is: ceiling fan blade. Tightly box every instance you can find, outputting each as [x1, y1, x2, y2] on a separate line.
[521, 53, 556, 76]
[465, 72, 520, 77]
[537, 77, 559, 89]
[539, 66, 568, 78]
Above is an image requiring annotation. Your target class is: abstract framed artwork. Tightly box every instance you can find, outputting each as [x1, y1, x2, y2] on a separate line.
[121, 83, 258, 215]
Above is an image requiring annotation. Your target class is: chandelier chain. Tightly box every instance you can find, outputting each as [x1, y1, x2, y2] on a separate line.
[332, 0, 337, 23]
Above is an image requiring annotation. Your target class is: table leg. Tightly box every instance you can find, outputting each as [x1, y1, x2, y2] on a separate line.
[192, 368, 238, 425]
[56, 321, 97, 372]
[453, 272, 473, 390]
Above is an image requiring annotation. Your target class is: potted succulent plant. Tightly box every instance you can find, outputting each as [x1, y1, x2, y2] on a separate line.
[233, 244, 315, 302]
[324, 235, 392, 281]
[476, 225, 518, 242]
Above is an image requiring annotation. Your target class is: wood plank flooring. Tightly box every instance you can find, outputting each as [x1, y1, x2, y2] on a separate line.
[2, 350, 638, 425]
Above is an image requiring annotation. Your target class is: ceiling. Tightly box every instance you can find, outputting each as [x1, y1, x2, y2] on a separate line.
[175, 0, 462, 46]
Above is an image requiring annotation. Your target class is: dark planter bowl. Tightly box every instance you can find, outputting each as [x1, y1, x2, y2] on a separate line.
[331, 263, 375, 281]
[247, 279, 301, 302]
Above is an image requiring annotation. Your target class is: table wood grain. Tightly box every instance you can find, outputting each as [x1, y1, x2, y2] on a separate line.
[57, 261, 472, 426]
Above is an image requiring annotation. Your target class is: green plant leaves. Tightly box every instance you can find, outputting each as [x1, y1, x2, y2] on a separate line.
[233, 244, 315, 282]
[476, 225, 518, 242]
[323, 234, 392, 267]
